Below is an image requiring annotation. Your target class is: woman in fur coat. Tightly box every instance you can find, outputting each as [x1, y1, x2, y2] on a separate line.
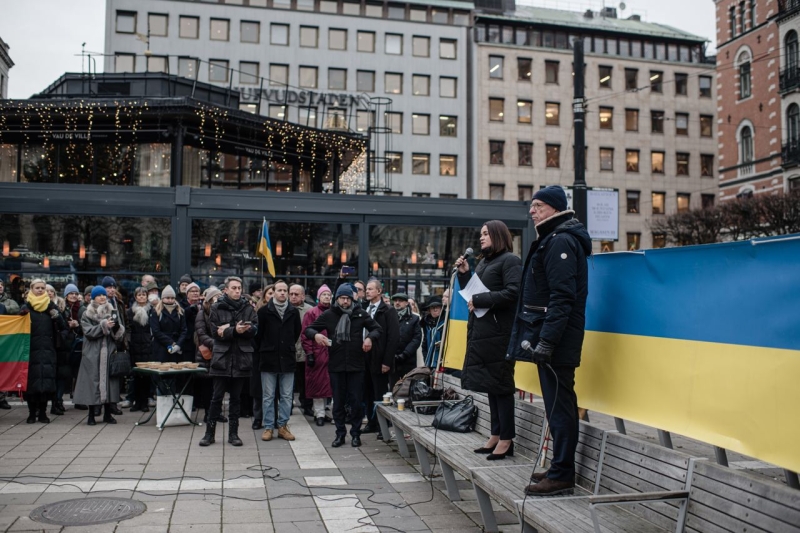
[74, 286, 126, 425]
[126, 287, 153, 412]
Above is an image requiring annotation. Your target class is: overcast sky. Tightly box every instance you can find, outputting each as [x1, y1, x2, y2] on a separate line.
[0, 0, 717, 99]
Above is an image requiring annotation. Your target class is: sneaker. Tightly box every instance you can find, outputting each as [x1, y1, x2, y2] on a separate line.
[119, 400, 131, 408]
[278, 425, 296, 441]
[261, 429, 273, 441]
[147, 398, 156, 407]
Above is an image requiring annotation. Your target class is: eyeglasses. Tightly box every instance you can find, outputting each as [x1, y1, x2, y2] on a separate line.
[530, 202, 549, 211]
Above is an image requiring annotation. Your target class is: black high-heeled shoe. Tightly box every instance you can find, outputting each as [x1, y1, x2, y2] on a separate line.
[474, 444, 497, 454]
[487, 441, 514, 461]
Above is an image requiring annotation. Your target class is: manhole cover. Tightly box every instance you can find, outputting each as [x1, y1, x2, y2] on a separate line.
[30, 497, 147, 526]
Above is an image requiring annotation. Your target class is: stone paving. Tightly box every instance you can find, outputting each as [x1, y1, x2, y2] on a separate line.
[0, 399, 519, 533]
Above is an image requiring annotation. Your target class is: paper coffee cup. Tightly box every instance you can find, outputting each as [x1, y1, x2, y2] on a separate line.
[397, 399, 405, 411]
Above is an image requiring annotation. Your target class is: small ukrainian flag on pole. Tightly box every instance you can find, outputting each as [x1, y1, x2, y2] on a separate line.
[257, 218, 276, 278]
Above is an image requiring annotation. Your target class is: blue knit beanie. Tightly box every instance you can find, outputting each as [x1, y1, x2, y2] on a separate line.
[532, 185, 568, 213]
[335, 284, 354, 300]
[63, 284, 79, 297]
[101, 276, 117, 288]
[90, 286, 108, 300]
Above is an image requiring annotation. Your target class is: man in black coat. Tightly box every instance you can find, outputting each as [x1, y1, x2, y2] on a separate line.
[304, 284, 382, 448]
[362, 279, 399, 436]
[507, 185, 592, 497]
[391, 293, 422, 384]
[200, 276, 258, 448]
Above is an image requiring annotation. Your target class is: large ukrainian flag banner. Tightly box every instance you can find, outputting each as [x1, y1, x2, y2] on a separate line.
[256, 218, 277, 278]
[0, 315, 30, 393]
[444, 235, 800, 473]
[441, 277, 469, 370]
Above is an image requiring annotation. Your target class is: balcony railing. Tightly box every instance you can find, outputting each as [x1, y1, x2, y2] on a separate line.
[782, 140, 800, 168]
[779, 0, 800, 15]
[780, 66, 800, 93]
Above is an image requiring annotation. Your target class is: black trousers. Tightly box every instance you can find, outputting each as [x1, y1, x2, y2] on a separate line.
[538, 364, 579, 482]
[294, 361, 310, 408]
[132, 374, 151, 408]
[329, 371, 364, 438]
[208, 376, 245, 423]
[365, 371, 389, 426]
[488, 392, 516, 440]
[194, 377, 213, 411]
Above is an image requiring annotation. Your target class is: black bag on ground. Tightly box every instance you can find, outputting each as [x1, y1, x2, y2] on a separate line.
[409, 380, 443, 414]
[432, 396, 478, 433]
[109, 350, 132, 378]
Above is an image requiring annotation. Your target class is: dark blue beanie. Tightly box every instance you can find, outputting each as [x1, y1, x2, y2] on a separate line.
[533, 185, 568, 213]
[335, 284, 354, 300]
[101, 276, 117, 288]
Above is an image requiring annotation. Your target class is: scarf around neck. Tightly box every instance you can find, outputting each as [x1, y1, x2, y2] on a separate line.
[131, 302, 152, 326]
[334, 303, 353, 343]
[397, 306, 410, 320]
[27, 292, 50, 313]
[272, 298, 289, 319]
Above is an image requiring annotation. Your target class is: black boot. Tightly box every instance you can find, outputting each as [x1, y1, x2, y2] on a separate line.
[199, 421, 216, 446]
[228, 419, 243, 447]
[37, 401, 50, 423]
[102, 404, 117, 424]
[26, 403, 37, 424]
[50, 400, 64, 416]
[59, 400, 68, 412]
[87, 409, 96, 426]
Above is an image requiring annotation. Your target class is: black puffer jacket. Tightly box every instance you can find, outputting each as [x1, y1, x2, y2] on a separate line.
[126, 303, 154, 363]
[208, 296, 258, 378]
[255, 300, 302, 374]
[150, 305, 188, 363]
[304, 304, 382, 373]
[457, 250, 522, 395]
[367, 301, 399, 375]
[507, 213, 592, 367]
[21, 302, 66, 395]
[394, 310, 422, 376]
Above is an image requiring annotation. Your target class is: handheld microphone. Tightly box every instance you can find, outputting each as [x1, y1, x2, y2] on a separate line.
[521, 340, 533, 353]
[453, 247, 474, 272]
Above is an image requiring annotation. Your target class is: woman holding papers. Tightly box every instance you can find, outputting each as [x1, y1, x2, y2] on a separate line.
[455, 220, 521, 460]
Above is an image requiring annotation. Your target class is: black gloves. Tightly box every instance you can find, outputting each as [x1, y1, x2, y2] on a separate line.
[533, 339, 555, 365]
[306, 353, 315, 368]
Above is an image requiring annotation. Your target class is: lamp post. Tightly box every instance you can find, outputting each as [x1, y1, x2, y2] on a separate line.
[572, 40, 588, 227]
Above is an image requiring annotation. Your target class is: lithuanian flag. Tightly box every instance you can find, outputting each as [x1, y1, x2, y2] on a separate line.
[0, 315, 30, 393]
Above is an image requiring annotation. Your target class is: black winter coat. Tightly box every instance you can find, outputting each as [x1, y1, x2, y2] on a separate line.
[126, 304, 154, 363]
[150, 305, 188, 363]
[208, 296, 258, 378]
[21, 302, 66, 395]
[182, 304, 199, 361]
[255, 301, 302, 373]
[304, 305, 382, 373]
[194, 306, 215, 371]
[367, 301, 399, 375]
[457, 250, 522, 395]
[507, 213, 592, 367]
[395, 310, 422, 376]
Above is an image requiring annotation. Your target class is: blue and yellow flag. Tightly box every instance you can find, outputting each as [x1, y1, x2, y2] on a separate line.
[256, 218, 276, 278]
[441, 277, 469, 371]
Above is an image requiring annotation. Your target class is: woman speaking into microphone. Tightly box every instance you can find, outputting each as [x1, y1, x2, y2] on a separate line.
[455, 220, 521, 460]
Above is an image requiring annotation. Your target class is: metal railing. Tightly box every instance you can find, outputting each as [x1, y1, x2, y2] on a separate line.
[782, 140, 800, 167]
[780, 66, 800, 93]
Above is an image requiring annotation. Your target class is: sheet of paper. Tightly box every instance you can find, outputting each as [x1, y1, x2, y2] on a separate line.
[458, 274, 491, 318]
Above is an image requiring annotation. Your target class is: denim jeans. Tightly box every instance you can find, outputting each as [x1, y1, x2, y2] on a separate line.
[261, 372, 294, 429]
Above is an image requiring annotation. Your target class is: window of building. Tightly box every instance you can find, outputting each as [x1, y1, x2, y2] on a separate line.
[489, 98, 504, 121]
[385, 73, 403, 94]
[489, 140, 505, 165]
[178, 57, 198, 79]
[357, 31, 375, 52]
[145, 55, 167, 73]
[600, 241, 615, 253]
[440, 155, 457, 176]
[626, 109, 639, 131]
[599, 107, 613, 129]
[316, 0, 337, 12]
[240, 62, 259, 84]
[650, 71, 663, 92]
[412, 154, 430, 175]
[489, 184, 505, 200]
[329, 28, 347, 50]
[599, 65, 612, 88]
[676, 113, 689, 135]
[209, 59, 229, 82]
[328, 68, 346, 90]
[299, 26, 318, 48]
[412, 114, 429, 135]
[431, 8, 448, 23]
[545, 102, 559, 126]
[702, 194, 715, 209]
[625, 68, 638, 90]
[271, 23, 289, 45]
[116, 11, 136, 34]
[179, 16, 199, 39]
[652, 233, 667, 248]
[787, 104, 800, 144]
[299, 107, 318, 128]
[386, 152, 402, 173]
[700, 115, 713, 137]
[740, 125, 754, 165]
[355, 110, 373, 132]
[787, 31, 799, 72]
[270, 64, 288, 86]
[652, 111, 664, 133]
[791, 177, 800, 190]
[600, 148, 614, 171]
[269, 105, 287, 120]
[518, 58, 532, 81]
[699, 75, 712, 97]
[240, 20, 260, 43]
[413, 36, 430, 57]
[677, 152, 690, 175]
[386, 34, 403, 55]
[701, 154, 714, 177]
[519, 142, 533, 166]
[518, 185, 533, 201]
[626, 150, 639, 172]
[739, 54, 752, 99]
[652, 151, 665, 174]
[677, 193, 691, 213]
[739, 1, 746, 34]
[148, 13, 168, 36]
[299, 66, 318, 88]
[272, 0, 291, 9]
[675, 73, 688, 95]
[545, 61, 559, 84]
[440, 77, 457, 98]
[115, 53, 135, 73]
[627, 190, 640, 214]
[546, 144, 560, 168]
[410, 8, 426, 21]
[652, 192, 666, 214]
[440, 115, 457, 137]
[365, 3, 383, 17]
[342, 1, 360, 14]
[627, 233, 641, 251]
[729, 6, 737, 37]
[357, 70, 375, 92]
[388, 4, 405, 19]
[517, 100, 532, 123]
[440, 39, 457, 59]
[385, 112, 402, 133]
[412, 75, 430, 96]
[489, 55, 504, 79]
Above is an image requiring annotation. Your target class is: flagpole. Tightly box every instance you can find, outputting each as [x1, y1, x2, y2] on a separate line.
[261, 217, 266, 292]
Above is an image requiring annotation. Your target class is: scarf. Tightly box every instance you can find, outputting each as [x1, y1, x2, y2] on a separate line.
[163, 302, 178, 313]
[334, 303, 353, 343]
[397, 306, 410, 320]
[69, 300, 82, 321]
[131, 302, 152, 326]
[222, 294, 246, 311]
[272, 298, 289, 319]
[26, 292, 50, 313]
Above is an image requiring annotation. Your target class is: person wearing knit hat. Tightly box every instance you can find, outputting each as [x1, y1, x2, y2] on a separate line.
[302, 285, 333, 425]
[61, 282, 84, 415]
[84, 285, 95, 305]
[316, 284, 332, 301]
[334, 284, 353, 301]
[203, 286, 222, 302]
[63, 284, 79, 298]
[101, 276, 117, 288]
[90, 286, 108, 300]
[161, 285, 176, 299]
[177, 274, 192, 307]
[150, 284, 187, 366]
[532, 185, 569, 214]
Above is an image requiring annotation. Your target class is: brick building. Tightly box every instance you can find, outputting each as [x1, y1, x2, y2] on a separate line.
[778, 0, 800, 192]
[715, 0, 785, 200]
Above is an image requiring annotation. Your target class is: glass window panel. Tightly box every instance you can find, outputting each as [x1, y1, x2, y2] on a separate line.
[625, 68, 638, 90]
[677, 153, 690, 175]
[116, 11, 136, 33]
[489, 141, 504, 165]
[241, 21, 260, 43]
[489, 55, 504, 79]
[700, 76, 712, 97]
[115, 54, 135, 73]
[386, 152, 402, 173]
[518, 142, 532, 166]
[210, 19, 230, 41]
[600, 148, 614, 171]
[412, 75, 430, 96]
[356, 110, 374, 133]
[342, 1, 360, 14]
[599, 65, 612, 88]
[358, 31, 375, 52]
[627, 190, 640, 213]
[651, 111, 664, 133]
[149, 14, 168, 36]
[240, 62, 259, 84]
[412, 114, 429, 135]
[675, 73, 688, 95]
[626, 150, 639, 172]
[179, 16, 199, 38]
[652, 192, 666, 214]
[489, 98, 504, 121]
[328, 68, 346, 90]
[388, 4, 405, 19]
[412, 154, 430, 174]
[439, 115, 457, 137]
[325, 108, 347, 130]
[517, 100, 532, 123]
[545, 102, 559, 126]
[440, 77, 456, 98]
[410, 8, 427, 21]
[299, 107, 317, 127]
[385, 72, 402, 94]
[700, 115, 713, 137]
[626, 109, 639, 131]
[440, 39, 457, 59]
[320, 0, 338, 13]
[271, 23, 289, 45]
[209, 60, 229, 82]
[385, 112, 403, 133]
[329, 28, 347, 50]
[269, 105, 287, 120]
[650, 70, 663, 92]
[701, 154, 714, 176]
[413, 36, 430, 57]
[299, 66, 318, 88]
[431, 9, 448, 23]
[386, 34, 403, 55]
[676, 113, 689, 135]
[652, 152, 665, 173]
[147, 56, 168, 73]
[365, 3, 382, 17]
[546, 145, 560, 168]
[453, 12, 469, 25]
[272, 0, 291, 8]
[440, 155, 456, 176]
[518, 58, 532, 81]
[677, 193, 690, 213]
[599, 107, 613, 129]
[0, 144, 19, 182]
[300, 26, 318, 48]
[270, 64, 288, 86]
[545, 61, 559, 84]
[357, 70, 375, 92]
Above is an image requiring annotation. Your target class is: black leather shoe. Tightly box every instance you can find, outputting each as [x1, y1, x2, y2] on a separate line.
[315, 417, 325, 427]
[332, 436, 346, 448]
[252, 420, 263, 430]
[110, 404, 123, 416]
[474, 445, 497, 454]
[376, 432, 384, 441]
[351, 436, 362, 448]
[0, 399, 12, 409]
[362, 424, 379, 433]
[487, 441, 514, 461]
[524, 477, 574, 497]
